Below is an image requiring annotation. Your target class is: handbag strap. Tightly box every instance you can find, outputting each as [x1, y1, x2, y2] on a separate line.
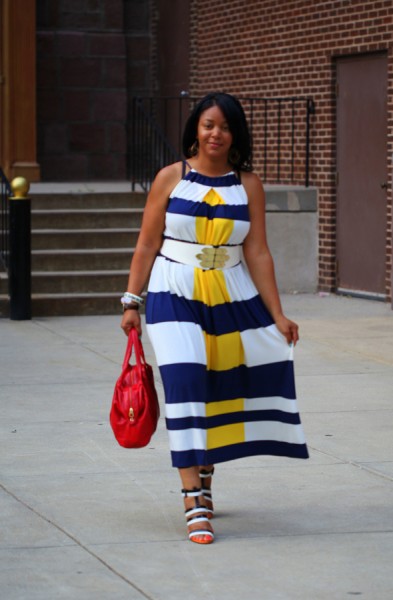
[131, 327, 147, 367]
[122, 328, 147, 371]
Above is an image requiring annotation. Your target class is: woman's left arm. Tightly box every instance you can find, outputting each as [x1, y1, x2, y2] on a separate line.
[242, 172, 299, 345]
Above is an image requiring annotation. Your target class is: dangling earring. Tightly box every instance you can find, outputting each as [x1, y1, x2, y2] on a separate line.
[228, 146, 240, 166]
[189, 140, 199, 156]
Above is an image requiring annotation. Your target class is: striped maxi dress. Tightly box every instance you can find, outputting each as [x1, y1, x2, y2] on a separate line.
[145, 168, 309, 468]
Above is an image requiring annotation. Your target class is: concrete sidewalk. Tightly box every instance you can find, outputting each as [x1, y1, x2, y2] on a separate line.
[1, 293, 393, 600]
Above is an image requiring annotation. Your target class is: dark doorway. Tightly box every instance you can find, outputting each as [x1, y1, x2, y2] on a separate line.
[336, 53, 388, 298]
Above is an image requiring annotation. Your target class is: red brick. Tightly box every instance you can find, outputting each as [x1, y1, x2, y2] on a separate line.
[89, 33, 126, 56]
[126, 35, 150, 60]
[92, 91, 127, 121]
[63, 90, 91, 121]
[62, 0, 100, 10]
[39, 155, 85, 181]
[61, 57, 102, 88]
[88, 154, 126, 179]
[104, 0, 124, 29]
[102, 58, 127, 87]
[37, 90, 63, 122]
[43, 124, 68, 155]
[61, 12, 102, 30]
[58, 32, 86, 57]
[37, 57, 58, 90]
[108, 123, 127, 153]
[37, 32, 56, 56]
[69, 123, 106, 153]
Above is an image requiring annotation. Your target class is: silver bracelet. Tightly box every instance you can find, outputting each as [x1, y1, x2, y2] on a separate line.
[121, 292, 144, 306]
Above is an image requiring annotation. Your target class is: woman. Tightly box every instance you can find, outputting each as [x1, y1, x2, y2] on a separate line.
[121, 92, 308, 545]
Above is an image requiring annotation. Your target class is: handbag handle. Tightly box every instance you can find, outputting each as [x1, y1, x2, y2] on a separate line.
[122, 328, 146, 371]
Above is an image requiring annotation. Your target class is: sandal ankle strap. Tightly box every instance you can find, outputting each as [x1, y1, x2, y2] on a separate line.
[187, 515, 210, 526]
[182, 487, 202, 498]
[199, 467, 215, 479]
[185, 506, 208, 518]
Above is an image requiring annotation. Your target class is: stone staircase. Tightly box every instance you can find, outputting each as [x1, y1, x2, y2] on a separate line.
[0, 189, 146, 317]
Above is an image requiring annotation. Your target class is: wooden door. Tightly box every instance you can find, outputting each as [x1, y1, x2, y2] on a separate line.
[336, 53, 388, 298]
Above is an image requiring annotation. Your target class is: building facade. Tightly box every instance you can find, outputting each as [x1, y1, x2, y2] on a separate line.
[188, 0, 393, 300]
[35, 0, 189, 180]
[1, 0, 392, 303]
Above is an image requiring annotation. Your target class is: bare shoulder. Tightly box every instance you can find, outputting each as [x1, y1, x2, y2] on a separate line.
[144, 162, 184, 209]
[240, 171, 265, 201]
[152, 162, 183, 191]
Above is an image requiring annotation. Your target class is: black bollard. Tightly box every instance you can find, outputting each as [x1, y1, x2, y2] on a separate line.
[9, 178, 31, 320]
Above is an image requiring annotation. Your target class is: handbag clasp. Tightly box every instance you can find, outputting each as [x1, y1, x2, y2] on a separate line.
[128, 407, 135, 421]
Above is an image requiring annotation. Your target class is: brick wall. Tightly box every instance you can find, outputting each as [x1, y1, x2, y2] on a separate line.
[37, 0, 152, 181]
[189, 0, 393, 297]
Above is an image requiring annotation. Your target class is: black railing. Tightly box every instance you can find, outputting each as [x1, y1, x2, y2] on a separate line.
[130, 98, 180, 192]
[130, 96, 315, 191]
[0, 168, 11, 269]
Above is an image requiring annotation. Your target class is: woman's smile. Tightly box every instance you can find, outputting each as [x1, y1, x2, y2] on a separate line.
[197, 105, 233, 160]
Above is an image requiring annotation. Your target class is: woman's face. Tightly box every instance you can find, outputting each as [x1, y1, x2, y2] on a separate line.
[196, 105, 233, 162]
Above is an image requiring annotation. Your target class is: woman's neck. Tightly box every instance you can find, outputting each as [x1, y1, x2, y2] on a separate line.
[188, 157, 232, 177]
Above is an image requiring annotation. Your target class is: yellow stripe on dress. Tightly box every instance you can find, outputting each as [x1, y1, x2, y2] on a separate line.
[193, 188, 235, 306]
[204, 330, 245, 371]
[194, 185, 246, 451]
[204, 330, 246, 450]
[206, 398, 244, 417]
[207, 422, 245, 450]
[195, 189, 234, 246]
[193, 269, 231, 305]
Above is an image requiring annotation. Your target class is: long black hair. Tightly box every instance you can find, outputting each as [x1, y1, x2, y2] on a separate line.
[182, 92, 252, 172]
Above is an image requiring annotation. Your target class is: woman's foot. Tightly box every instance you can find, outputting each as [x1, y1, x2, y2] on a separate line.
[182, 487, 214, 544]
[199, 467, 214, 519]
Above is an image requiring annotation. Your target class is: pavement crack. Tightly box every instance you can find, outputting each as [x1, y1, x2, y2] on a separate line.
[0, 482, 156, 600]
[308, 446, 393, 482]
[31, 319, 121, 366]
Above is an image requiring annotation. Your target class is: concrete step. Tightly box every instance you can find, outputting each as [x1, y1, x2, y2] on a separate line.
[0, 271, 129, 295]
[0, 289, 143, 317]
[0, 293, 133, 318]
[30, 270, 129, 294]
[30, 294, 123, 317]
[0, 295, 8, 317]
[32, 228, 140, 250]
[32, 248, 134, 271]
[31, 208, 144, 229]
[0, 270, 8, 296]
[31, 192, 147, 210]
[1, 188, 148, 316]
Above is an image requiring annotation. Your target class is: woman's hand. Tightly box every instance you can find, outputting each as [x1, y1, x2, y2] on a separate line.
[121, 309, 142, 337]
[274, 314, 299, 346]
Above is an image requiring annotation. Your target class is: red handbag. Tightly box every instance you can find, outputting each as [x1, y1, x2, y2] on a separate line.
[110, 328, 160, 448]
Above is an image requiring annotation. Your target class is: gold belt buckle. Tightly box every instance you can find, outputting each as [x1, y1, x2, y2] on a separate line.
[196, 246, 230, 269]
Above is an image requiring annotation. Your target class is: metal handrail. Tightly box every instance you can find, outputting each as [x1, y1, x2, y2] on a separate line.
[0, 168, 11, 269]
[129, 95, 315, 190]
[130, 98, 181, 192]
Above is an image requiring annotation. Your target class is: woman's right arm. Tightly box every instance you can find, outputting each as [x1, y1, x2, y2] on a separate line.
[121, 163, 181, 335]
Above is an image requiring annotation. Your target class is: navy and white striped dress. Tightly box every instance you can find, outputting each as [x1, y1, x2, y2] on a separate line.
[146, 169, 308, 468]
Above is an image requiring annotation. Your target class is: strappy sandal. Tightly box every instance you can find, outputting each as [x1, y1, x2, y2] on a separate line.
[199, 467, 214, 519]
[182, 487, 214, 545]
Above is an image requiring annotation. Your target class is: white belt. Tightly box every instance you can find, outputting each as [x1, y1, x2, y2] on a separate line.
[160, 239, 242, 270]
